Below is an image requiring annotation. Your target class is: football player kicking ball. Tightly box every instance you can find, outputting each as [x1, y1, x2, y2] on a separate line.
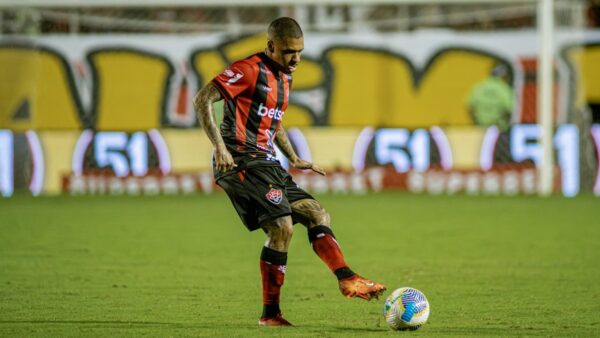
[193, 17, 385, 326]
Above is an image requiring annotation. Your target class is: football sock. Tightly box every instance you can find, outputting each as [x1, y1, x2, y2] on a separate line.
[334, 267, 356, 280]
[260, 246, 287, 318]
[308, 225, 355, 280]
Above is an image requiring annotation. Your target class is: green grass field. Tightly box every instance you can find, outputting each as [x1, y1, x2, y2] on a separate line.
[1, 193, 599, 337]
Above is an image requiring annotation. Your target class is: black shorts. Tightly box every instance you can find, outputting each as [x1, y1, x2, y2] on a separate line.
[216, 165, 314, 231]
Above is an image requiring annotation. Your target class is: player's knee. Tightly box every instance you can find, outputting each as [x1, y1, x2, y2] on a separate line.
[313, 214, 328, 227]
[277, 220, 294, 240]
[321, 210, 331, 226]
[264, 216, 294, 250]
[311, 209, 330, 228]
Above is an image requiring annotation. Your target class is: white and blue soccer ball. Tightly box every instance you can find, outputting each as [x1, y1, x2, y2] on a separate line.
[383, 287, 430, 331]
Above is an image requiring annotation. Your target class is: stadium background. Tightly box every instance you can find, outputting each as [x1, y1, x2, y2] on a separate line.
[1, 0, 599, 197]
[1, 1, 599, 337]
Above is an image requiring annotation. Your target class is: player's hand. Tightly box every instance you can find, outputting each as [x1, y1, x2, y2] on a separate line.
[291, 159, 326, 176]
[214, 146, 237, 172]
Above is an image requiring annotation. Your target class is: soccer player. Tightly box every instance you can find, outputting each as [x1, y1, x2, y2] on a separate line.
[193, 17, 386, 326]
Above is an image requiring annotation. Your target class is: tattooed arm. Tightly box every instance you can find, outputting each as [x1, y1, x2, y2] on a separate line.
[275, 126, 326, 176]
[193, 83, 236, 172]
[274, 126, 299, 164]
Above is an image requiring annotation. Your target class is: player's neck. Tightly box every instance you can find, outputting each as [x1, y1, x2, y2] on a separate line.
[262, 51, 285, 76]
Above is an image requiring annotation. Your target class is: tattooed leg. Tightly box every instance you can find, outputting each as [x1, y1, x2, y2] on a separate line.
[290, 198, 330, 229]
[291, 198, 356, 281]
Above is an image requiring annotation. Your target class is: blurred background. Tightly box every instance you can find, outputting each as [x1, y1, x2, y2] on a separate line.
[1, 0, 599, 198]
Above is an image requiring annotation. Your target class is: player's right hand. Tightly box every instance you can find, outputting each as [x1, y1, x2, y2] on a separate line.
[291, 158, 326, 176]
[215, 146, 237, 172]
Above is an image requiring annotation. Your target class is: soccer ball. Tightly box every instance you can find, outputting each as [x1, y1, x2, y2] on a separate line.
[383, 287, 430, 331]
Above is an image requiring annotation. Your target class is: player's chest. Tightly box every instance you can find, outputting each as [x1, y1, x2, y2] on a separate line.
[253, 75, 290, 106]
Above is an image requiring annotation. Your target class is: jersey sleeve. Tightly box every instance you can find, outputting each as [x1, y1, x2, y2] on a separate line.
[211, 60, 256, 100]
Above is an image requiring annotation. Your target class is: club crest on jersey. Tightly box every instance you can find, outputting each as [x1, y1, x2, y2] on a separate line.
[266, 188, 283, 205]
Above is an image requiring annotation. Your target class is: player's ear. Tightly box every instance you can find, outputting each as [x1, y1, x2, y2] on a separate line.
[267, 40, 275, 53]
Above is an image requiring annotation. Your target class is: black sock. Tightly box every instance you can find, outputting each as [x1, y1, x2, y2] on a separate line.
[261, 303, 281, 318]
[260, 246, 288, 265]
[334, 267, 356, 280]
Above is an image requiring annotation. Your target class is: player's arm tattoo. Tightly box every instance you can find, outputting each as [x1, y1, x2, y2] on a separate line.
[275, 126, 299, 163]
[193, 83, 225, 149]
[291, 198, 331, 227]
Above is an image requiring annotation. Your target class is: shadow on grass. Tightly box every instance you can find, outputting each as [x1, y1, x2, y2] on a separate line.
[301, 324, 385, 333]
[0, 320, 199, 327]
[0, 320, 385, 329]
[330, 326, 386, 333]
[426, 326, 549, 336]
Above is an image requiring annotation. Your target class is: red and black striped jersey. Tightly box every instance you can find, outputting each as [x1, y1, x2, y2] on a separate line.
[211, 52, 292, 168]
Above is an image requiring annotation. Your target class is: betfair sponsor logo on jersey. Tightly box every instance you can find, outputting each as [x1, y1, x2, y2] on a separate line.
[258, 103, 284, 120]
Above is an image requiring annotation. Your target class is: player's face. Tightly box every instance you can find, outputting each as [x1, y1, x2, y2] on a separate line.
[268, 36, 304, 74]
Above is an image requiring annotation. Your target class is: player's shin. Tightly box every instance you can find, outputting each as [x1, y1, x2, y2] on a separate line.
[259, 246, 287, 318]
[307, 225, 355, 280]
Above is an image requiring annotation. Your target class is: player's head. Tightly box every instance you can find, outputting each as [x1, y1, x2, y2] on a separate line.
[491, 63, 509, 82]
[266, 17, 304, 74]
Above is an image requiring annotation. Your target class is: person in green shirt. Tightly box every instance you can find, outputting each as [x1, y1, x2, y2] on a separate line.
[468, 64, 514, 132]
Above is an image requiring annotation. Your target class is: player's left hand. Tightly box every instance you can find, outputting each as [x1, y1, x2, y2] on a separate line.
[291, 159, 326, 176]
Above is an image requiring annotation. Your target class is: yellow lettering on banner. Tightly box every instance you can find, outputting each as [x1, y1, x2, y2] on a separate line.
[160, 129, 213, 170]
[325, 48, 499, 128]
[565, 44, 600, 107]
[192, 50, 227, 87]
[301, 127, 362, 170]
[580, 45, 600, 102]
[444, 127, 487, 169]
[290, 60, 323, 90]
[37, 131, 80, 194]
[89, 50, 173, 131]
[284, 105, 313, 127]
[0, 46, 81, 131]
[222, 34, 267, 63]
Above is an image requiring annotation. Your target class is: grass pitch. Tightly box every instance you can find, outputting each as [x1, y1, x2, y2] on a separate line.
[0, 193, 599, 337]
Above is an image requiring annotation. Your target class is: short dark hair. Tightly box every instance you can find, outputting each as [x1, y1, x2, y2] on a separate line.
[268, 17, 303, 42]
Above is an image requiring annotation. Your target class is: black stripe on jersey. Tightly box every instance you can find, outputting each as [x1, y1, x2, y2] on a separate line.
[244, 62, 268, 151]
[267, 75, 285, 147]
[220, 96, 237, 146]
[211, 79, 229, 100]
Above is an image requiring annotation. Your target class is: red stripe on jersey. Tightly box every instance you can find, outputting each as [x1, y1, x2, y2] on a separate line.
[256, 73, 279, 152]
[282, 75, 290, 111]
[272, 75, 290, 138]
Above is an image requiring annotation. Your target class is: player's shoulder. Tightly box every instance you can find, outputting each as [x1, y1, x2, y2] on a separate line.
[229, 54, 262, 75]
